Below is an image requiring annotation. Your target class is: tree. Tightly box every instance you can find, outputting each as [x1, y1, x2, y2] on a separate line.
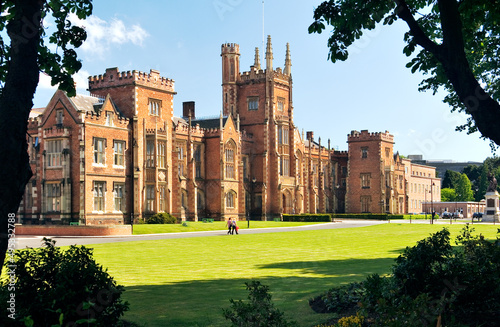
[0, 1, 91, 267]
[456, 173, 474, 201]
[440, 188, 456, 202]
[309, 1, 500, 148]
[442, 170, 461, 189]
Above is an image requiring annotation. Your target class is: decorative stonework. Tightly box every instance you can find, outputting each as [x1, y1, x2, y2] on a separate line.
[483, 191, 500, 222]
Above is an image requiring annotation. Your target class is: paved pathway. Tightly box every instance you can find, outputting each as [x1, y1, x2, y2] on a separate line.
[15, 220, 387, 249]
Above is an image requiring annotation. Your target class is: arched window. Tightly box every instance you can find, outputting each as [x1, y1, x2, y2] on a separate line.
[225, 140, 236, 179]
[226, 190, 236, 208]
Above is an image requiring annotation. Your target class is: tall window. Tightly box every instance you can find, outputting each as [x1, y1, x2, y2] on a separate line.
[159, 185, 166, 212]
[157, 141, 166, 168]
[277, 97, 285, 111]
[146, 140, 155, 168]
[113, 141, 125, 166]
[105, 112, 113, 126]
[280, 157, 290, 176]
[93, 181, 105, 212]
[46, 183, 61, 212]
[93, 138, 106, 165]
[178, 144, 185, 176]
[226, 190, 235, 208]
[113, 183, 125, 212]
[361, 173, 371, 188]
[149, 99, 161, 115]
[361, 196, 371, 213]
[194, 144, 202, 178]
[361, 147, 368, 159]
[46, 140, 62, 167]
[247, 97, 259, 110]
[225, 143, 235, 179]
[56, 110, 63, 125]
[146, 185, 155, 212]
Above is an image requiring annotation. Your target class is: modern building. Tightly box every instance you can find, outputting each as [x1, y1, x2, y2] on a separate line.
[19, 36, 440, 225]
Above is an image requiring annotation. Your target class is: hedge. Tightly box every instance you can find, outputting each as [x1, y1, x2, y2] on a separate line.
[282, 214, 331, 222]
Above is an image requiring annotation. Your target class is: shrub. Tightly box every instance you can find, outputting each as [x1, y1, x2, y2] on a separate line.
[223, 281, 297, 326]
[0, 238, 129, 327]
[283, 214, 330, 222]
[146, 212, 177, 224]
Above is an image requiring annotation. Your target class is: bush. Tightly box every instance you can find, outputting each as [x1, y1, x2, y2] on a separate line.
[311, 226, 500, 327]
[223, 281, 297, 326]
[146, 212, 177, 224]
[0, 238, 129, 327]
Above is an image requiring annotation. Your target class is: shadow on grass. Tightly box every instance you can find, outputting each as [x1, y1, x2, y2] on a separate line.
[121, 257, 395, 327]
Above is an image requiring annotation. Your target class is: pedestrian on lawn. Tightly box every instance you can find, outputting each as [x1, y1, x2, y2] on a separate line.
[227, 218, 233, 235]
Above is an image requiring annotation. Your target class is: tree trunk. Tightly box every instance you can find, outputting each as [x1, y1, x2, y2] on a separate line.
[0, 0, 42, 268]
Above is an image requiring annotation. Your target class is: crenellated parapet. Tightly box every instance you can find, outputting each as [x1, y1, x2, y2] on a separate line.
[348, 130, 394, 143]
[43, 126, 70, 138]
[221, 43, 240, 55]
[28, 117, 40, 129]
[88, 67, 175, 93]
[84, 110, 129, 126]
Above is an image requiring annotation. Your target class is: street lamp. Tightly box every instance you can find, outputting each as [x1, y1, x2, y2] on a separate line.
[249, 177, 256, 228]
[430, 182, 435, 225]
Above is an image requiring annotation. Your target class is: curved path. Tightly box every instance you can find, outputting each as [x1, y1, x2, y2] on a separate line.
[15, 220, 387, 248]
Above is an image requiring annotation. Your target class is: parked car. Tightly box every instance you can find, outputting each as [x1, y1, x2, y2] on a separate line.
[453, 212, 463, 219]
[473, 212, 483, 219]
[441, 212, 453, 218]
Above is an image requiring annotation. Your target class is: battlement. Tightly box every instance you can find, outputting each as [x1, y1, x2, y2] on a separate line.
[43, 126, 70, 138]
[240, 68, 266, 82]
[347, 130, 394, 143]
[333, 150, 349, 157]
[221, 43, 240, 54]
[28, 117, 40, 129]
[84, 111, 129, 126]
[88, 67, 175, 93]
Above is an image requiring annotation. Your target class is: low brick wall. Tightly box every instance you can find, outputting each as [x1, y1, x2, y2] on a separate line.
[15, 224, 132, 236]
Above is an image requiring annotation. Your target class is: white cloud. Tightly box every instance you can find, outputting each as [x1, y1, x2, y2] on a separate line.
[69, 14, 148, 58]
[38, 70, 90, 92]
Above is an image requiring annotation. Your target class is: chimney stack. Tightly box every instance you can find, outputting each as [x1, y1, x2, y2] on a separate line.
[182, 101, 195, 119]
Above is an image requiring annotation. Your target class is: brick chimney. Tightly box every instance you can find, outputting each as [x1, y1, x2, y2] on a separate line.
[306, 131, 314, 141]
[183, 101, 195, 118]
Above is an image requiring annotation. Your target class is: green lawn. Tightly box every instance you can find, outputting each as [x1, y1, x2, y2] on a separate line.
[89, 223, 500, 327]
[132, 221, 325, 234]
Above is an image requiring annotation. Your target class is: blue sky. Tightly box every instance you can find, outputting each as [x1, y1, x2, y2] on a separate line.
[32, 0, 494, 163]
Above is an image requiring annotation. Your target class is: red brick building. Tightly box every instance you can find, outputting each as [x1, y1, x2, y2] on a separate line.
[19, 36, 438, 225]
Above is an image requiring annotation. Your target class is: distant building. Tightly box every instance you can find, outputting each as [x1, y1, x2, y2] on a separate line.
[408, 154, 482, 180]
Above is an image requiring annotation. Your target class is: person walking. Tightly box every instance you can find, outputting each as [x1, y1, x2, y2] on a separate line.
[232, 219, 239, 235]
[227, 218, 233, 235]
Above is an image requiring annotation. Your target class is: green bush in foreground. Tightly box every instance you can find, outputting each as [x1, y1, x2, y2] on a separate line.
[223, 281, 298, 327]
[145, 212, 177, 224]
[0, 238, 129, 327]
[311, 225, 500, 326]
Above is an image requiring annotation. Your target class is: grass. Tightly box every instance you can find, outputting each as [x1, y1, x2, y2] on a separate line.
[87, 223, 500, 327]
[132, 221, 325, 234]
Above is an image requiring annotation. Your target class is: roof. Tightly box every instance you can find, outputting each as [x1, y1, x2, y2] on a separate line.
[29, 107, 44, 119]
[68, 94, 104, 113]
[191, 117, 228, 129]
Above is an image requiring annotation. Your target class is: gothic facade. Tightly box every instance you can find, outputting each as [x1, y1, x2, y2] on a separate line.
[20, 36, 439, 225]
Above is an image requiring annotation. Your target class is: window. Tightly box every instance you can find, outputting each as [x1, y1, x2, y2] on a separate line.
[93, 138, 106, 165]
[194, 145, 202, 178]
[149, 99, 161, 115]
[361, 173, 371, 188]
[385, 147, 390, 158]
[113, 141, 125, 166]
[181, 189, 188, 209]
[226, 191, 235, 208]
[46, 140, 62, 167]
[113, 183, 125, 212]
[157, 141, 166, 168]
[93, 181, 105, 212]
[46, 183, 61, 212]
[225, 144, 235, 179]
[280, 157, 290, 176]
[277, 97, 285, 111]
[146, 140, 155, 168]
[361, 196, 371, 213]
[278, 126, 288, 145]
[56, 110, 63, 125]
[159, 185, 166, 212]
[361, 147, 368, 158]
[146, 185, 155, 212]
[178, 144, 185, 176]
[105, 112, 113, 126]
[248, 97, 259, 110]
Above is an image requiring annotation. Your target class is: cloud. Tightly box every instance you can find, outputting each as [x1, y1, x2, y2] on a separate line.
[69, 14, 148, 58]
[38, 70, 90, 92]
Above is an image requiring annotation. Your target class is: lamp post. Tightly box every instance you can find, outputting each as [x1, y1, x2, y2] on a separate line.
[249, 177, 256, 228]
[430, 182, 435, 224]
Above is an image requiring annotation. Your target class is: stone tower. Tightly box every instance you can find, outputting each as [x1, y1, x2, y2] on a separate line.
[221, 43, 240, 117]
